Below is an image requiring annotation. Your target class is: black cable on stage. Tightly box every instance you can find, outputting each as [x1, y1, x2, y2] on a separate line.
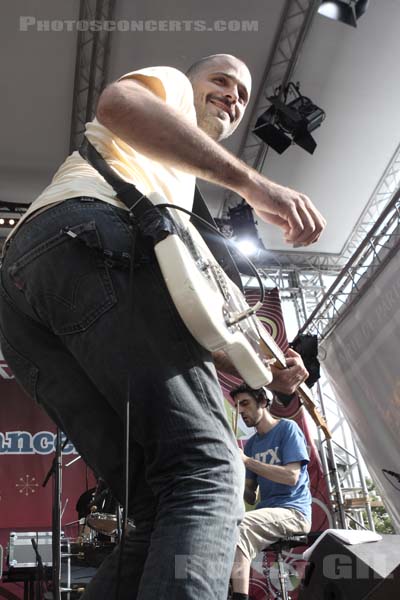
[115, 214, 139, 600]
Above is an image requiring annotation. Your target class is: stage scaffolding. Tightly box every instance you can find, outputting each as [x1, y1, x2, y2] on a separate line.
[69, 0, 116, 153]
[246, 186, 400, 530]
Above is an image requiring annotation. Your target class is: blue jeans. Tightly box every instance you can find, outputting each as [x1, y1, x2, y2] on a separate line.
[0, 198, 244, 599]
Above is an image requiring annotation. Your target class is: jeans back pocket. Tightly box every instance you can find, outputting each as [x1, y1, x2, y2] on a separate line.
[7, 221, 117, 335]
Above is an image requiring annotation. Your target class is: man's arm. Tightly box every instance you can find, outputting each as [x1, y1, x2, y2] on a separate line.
[97, 78, 325, 246]
[244, 477, 258, 505]
[240, 449, 301, 486]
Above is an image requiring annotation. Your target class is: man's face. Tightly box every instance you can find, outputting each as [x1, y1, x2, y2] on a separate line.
[235, 392, 263, 428]
[190, 56, 252, 141]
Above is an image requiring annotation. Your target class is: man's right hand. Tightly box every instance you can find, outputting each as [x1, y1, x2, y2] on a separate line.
[241, 171, 326, 247]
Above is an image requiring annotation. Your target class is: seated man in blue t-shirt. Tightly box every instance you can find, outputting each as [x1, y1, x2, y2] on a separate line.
[229, 383, 312, 600]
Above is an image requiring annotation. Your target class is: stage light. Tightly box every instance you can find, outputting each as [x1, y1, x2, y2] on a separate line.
[236, 239, 258, 256]
[228, 202, 266, 254]
[253, 82, 325, 155]
[318, 0, 370, 28]
[0, 216, 20, 228]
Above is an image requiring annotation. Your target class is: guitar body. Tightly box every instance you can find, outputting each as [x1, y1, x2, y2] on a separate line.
[154, 216, 273, 389]
[154, 208, 331, 439]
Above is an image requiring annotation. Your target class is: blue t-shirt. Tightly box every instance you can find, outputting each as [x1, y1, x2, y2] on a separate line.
[244, 419, 311, 522]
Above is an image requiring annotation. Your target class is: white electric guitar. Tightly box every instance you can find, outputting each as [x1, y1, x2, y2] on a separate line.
[153, 201, 331, 439]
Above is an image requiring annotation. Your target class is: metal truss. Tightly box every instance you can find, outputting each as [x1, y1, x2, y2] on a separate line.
[69, 0, 116, 152]
[244, 266, 337, 328]
[298, 185, 400, 340]
[315, 379, 376, 531]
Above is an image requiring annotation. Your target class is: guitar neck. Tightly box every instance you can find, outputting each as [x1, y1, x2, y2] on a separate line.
[256, 320, 332, 440]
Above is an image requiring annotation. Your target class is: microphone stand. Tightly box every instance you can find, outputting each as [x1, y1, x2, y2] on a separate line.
[31, 536, 45, 600]
[42, 429, 67, 599]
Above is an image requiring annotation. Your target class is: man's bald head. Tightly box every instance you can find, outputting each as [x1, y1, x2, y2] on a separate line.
[186, 53, 249, 83]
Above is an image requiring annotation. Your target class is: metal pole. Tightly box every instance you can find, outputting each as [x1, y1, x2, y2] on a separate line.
[354, 444, 375, 531]
[52, 429, 62, 599]
[316, 381, 346, 528]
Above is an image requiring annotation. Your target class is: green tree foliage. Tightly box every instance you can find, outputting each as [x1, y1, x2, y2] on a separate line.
[366, 478, 395, 534]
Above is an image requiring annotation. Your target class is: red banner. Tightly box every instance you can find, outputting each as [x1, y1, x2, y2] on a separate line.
[218, 288, 332, 600]
[0, 364, 95, 598]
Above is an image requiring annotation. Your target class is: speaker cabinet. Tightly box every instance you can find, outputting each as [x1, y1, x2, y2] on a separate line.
[299, 533, 400, 600]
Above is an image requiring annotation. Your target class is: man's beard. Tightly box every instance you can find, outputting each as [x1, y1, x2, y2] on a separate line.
[198, 112, 230, 141]
[195, 96, 233, 141]
[244, 414, 263, 428]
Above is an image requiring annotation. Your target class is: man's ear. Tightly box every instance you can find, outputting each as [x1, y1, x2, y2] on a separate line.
[257, 387, 273, 408]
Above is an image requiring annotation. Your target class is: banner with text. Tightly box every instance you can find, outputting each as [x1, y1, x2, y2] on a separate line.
[320, 253, 400, 532]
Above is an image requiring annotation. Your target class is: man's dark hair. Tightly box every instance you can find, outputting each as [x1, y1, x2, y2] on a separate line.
[229, 383, 271, 407]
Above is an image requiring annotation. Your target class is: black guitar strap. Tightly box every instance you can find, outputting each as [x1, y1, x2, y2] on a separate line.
[79, 139, 243, 290]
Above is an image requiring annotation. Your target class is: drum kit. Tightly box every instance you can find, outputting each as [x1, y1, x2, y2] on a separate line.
[64, 480, 133, 570]
[64, 511, 119, 568]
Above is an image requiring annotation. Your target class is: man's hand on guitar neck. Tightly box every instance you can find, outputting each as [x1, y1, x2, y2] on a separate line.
[266, 348, 308, 395]
[213, 348, 308, 397]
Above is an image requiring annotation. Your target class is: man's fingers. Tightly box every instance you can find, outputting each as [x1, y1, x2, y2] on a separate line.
[285, 196, 326, 246]
[285, 203, 315, 244]
[286, 347, 301, 359]
[250, 185, 326, 247]
[254, 207, 288, 229]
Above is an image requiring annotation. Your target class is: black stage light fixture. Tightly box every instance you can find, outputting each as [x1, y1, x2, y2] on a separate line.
[228, 201, 266, 256]
[318, 0, 370, 28]
[253, 82, 325, 155]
